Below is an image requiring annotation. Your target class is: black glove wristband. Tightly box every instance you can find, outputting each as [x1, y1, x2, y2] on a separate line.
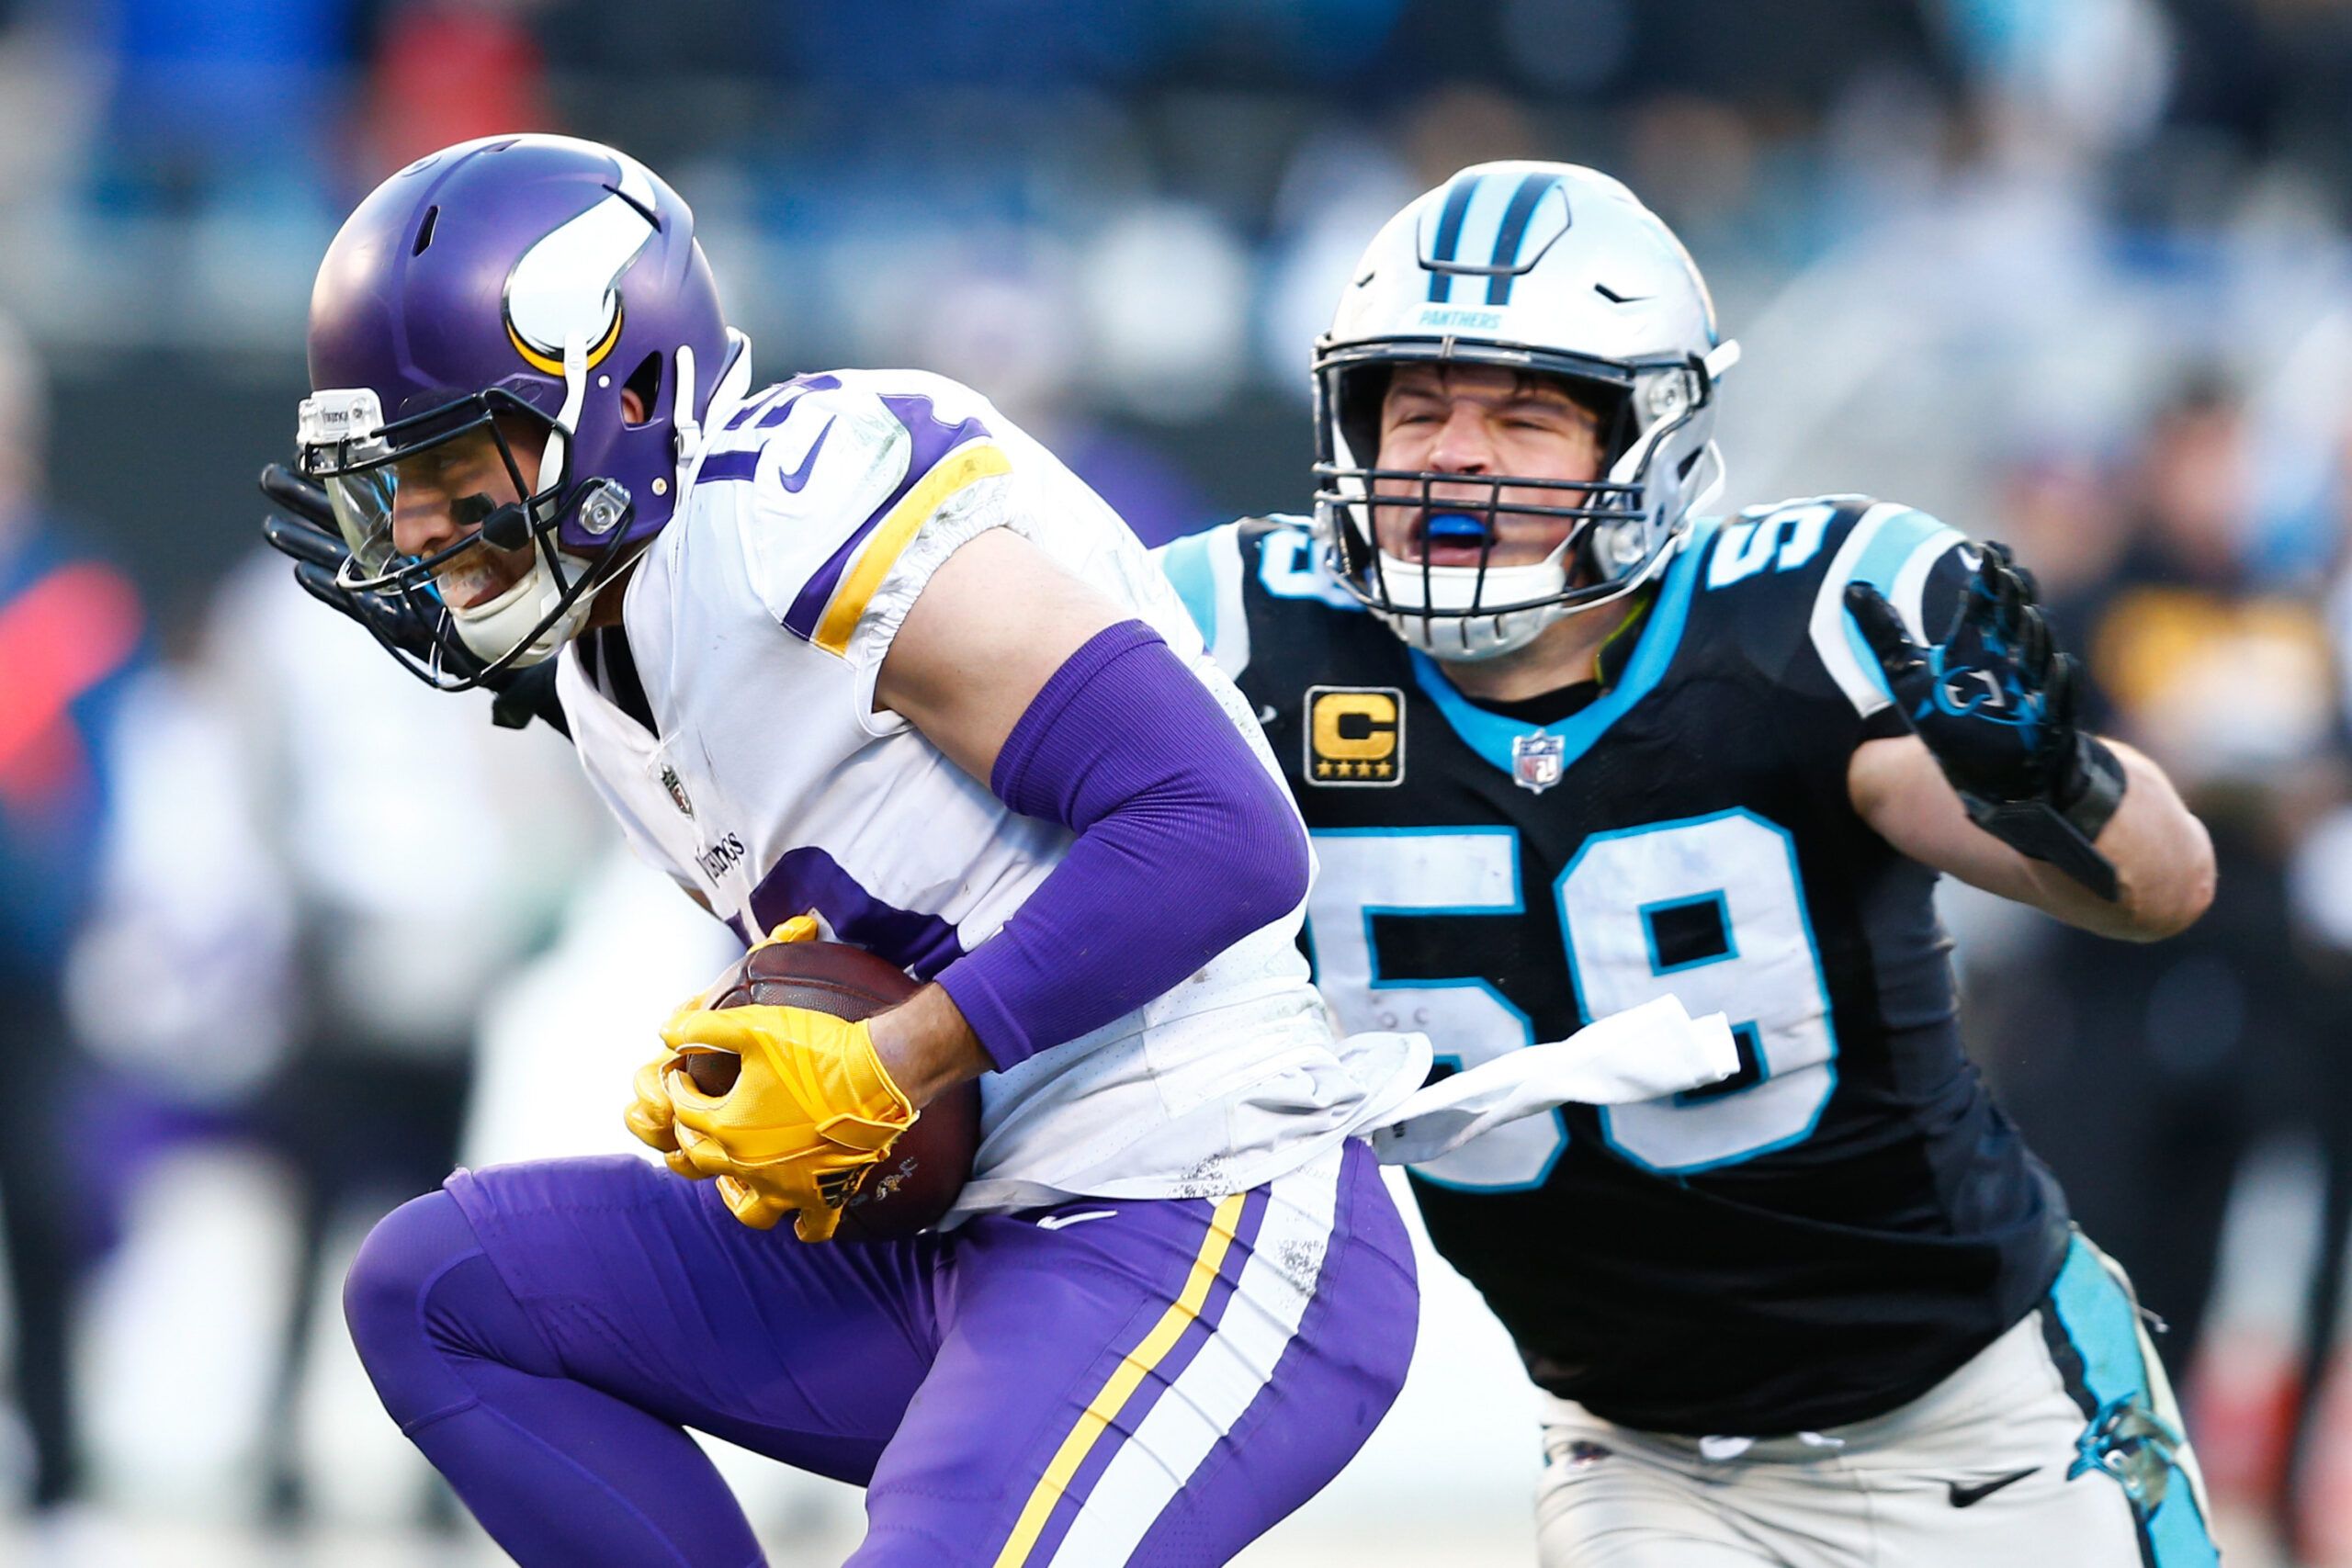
[2055, 732, 2126, 843]
[1957, 734, 2127, 902]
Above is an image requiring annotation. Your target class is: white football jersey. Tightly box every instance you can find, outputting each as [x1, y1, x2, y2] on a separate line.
[556, 365, 1418, 1221]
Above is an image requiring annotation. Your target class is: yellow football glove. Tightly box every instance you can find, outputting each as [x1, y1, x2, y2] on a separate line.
[627, 915, 827, 1175]
[624, 1055, 703, 1181]
[656, 1002, 918, 1241]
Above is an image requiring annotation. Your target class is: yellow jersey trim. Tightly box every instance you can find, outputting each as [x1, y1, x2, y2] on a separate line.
[811, 440, 1013, 656]
[989, 1190, 1249, 1567]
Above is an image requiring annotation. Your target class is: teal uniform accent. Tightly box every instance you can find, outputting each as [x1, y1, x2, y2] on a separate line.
[2047, 1237, 2219, 1567]
[1408, 518, 1719, 779]
[1157, 529, 1221, 648]
[1837, 508, 1965, 707]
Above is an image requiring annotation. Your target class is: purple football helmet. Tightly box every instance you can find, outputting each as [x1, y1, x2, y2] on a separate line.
[299, 134, 736, 686]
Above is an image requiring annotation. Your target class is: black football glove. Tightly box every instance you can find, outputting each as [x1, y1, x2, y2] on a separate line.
[259, 462, 567, 737]
[1844, 542, 2124, 900]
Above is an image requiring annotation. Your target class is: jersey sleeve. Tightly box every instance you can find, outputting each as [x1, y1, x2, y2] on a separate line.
[1789, 499, 1972, 728]
[1697, 496, 1972, 751]
[726, 376, 1018, 687]
[1150, 520, 1255, 680]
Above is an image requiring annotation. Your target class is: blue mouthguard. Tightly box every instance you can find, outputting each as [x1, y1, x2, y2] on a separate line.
[1425, 513, 1490, 543]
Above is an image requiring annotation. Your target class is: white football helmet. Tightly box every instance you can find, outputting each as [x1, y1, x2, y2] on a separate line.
[1314, 161, 1742, 660]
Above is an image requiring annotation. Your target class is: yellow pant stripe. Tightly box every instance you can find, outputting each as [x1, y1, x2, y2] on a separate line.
[811, 440, 1012, 655]
[990, 1191, 1250, 1568]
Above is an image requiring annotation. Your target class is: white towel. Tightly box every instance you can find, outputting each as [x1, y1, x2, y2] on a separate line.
[1363, 997, 1738, 1167]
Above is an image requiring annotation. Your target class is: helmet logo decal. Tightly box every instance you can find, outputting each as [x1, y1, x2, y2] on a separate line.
[1421, 169, 1570, 307]
[502, 152, 661, 377]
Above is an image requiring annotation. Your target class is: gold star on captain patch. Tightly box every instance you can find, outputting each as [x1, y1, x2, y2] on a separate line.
[1374, 761, 1394, 777]
[1316, 761, 1334, 777]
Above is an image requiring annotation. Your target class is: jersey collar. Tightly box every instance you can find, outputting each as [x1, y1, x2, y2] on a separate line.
[1408, 517, 1719, 781]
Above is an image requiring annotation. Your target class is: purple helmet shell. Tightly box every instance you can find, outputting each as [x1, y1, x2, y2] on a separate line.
[307, 133, 732, 554]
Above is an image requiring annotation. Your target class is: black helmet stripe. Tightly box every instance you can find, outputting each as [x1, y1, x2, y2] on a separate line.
[1424, 174, 1482, 303]
[1486, 172, 1568, 305]
[1424, 170, 1574, 306]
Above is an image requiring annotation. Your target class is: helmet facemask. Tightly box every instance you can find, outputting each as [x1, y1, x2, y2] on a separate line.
[297, 370, 638, 691]
[1313, 340, 1731, 661]
[1311, 161, 1743, 663]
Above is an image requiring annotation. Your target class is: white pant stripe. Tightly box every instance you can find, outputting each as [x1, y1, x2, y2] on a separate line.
[1044, 1143, 1344, 1566]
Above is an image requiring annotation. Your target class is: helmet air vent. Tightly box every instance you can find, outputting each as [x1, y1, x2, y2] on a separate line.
[622, 351, 662, 426]
[413, 206, 439, 256]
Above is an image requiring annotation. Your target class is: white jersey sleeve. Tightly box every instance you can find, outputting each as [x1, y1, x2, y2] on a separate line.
[718, 370, 1186, 735]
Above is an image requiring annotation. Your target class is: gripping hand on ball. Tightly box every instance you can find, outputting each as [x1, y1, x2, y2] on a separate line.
[670, 915, 820, 1020]
[655, 1002, 919, 1240]
[624, 1056, 704, 1182]
[1843, 542, 2125, 900]
[628, 916, 827, 1166]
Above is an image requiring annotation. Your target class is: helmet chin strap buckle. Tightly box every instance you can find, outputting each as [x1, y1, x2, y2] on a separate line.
[576, 478, 630, 536]
[1595, 517, 1648, 571]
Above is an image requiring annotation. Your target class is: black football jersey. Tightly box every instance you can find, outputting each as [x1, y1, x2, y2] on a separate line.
[1157, 499, 2073, 1436]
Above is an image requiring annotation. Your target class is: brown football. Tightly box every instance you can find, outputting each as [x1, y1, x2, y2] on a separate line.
[698, 938, 980, 1242]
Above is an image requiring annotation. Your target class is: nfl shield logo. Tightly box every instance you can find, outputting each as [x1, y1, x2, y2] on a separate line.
[1511, 732, 1565, 795]
[661, 764, 694, 818]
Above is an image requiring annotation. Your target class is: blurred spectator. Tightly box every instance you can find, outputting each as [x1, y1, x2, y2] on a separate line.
[84, 0, 350, 217]
[211, 554, 602, 1521]
[62, 552, 605, 1525]
[358, 0, 554, 184]
[0, 312, 144, 1512]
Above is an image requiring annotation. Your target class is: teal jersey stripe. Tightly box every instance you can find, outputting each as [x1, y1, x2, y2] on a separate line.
[1157, 528, 1220, 647]
[2048, 1237, 2220, 1567]
[1485, 171, 1566, 305]
[1838, 508, 1963, 708]
[1425, 174, 1481, 303]
[1409, 520, 1718, 779]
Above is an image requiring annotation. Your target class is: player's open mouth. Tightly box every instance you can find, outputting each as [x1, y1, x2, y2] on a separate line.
[1410, 511, 1498, 568]
[433, 539, 528, 610]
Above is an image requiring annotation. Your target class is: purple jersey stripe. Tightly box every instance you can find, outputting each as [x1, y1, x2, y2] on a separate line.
[779, 393, 990, 641]
[743, 845, 966, 979]
[722, 371, 842, 432]
[697, 447, 762, 483]
[1021, 1184, 1275, 1564]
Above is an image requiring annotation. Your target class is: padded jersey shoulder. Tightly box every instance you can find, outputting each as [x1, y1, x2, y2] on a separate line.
[1687, 494, 1973, 725]
[693, 370, 1015, 658]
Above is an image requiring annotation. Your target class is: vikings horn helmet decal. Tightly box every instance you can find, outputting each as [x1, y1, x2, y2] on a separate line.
[300, 134, 740, 689]
[502, 152, 661, 377]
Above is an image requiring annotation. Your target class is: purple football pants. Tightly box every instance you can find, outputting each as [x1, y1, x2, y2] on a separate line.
[343, 1138, 1415, 1566]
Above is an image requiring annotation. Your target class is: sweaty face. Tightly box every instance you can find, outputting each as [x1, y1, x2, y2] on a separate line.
[387, 423, 547, 610]
[1370, 365, 1605, 570]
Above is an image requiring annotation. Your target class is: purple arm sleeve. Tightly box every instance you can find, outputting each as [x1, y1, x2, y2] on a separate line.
[933, 619, 1310, 1070]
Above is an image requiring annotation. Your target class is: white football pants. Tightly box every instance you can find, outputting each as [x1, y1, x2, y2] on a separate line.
[1535, 1235, 2218, 1567]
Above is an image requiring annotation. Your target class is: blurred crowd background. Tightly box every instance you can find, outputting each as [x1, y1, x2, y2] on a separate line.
[5, 0, 2352, 1562]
